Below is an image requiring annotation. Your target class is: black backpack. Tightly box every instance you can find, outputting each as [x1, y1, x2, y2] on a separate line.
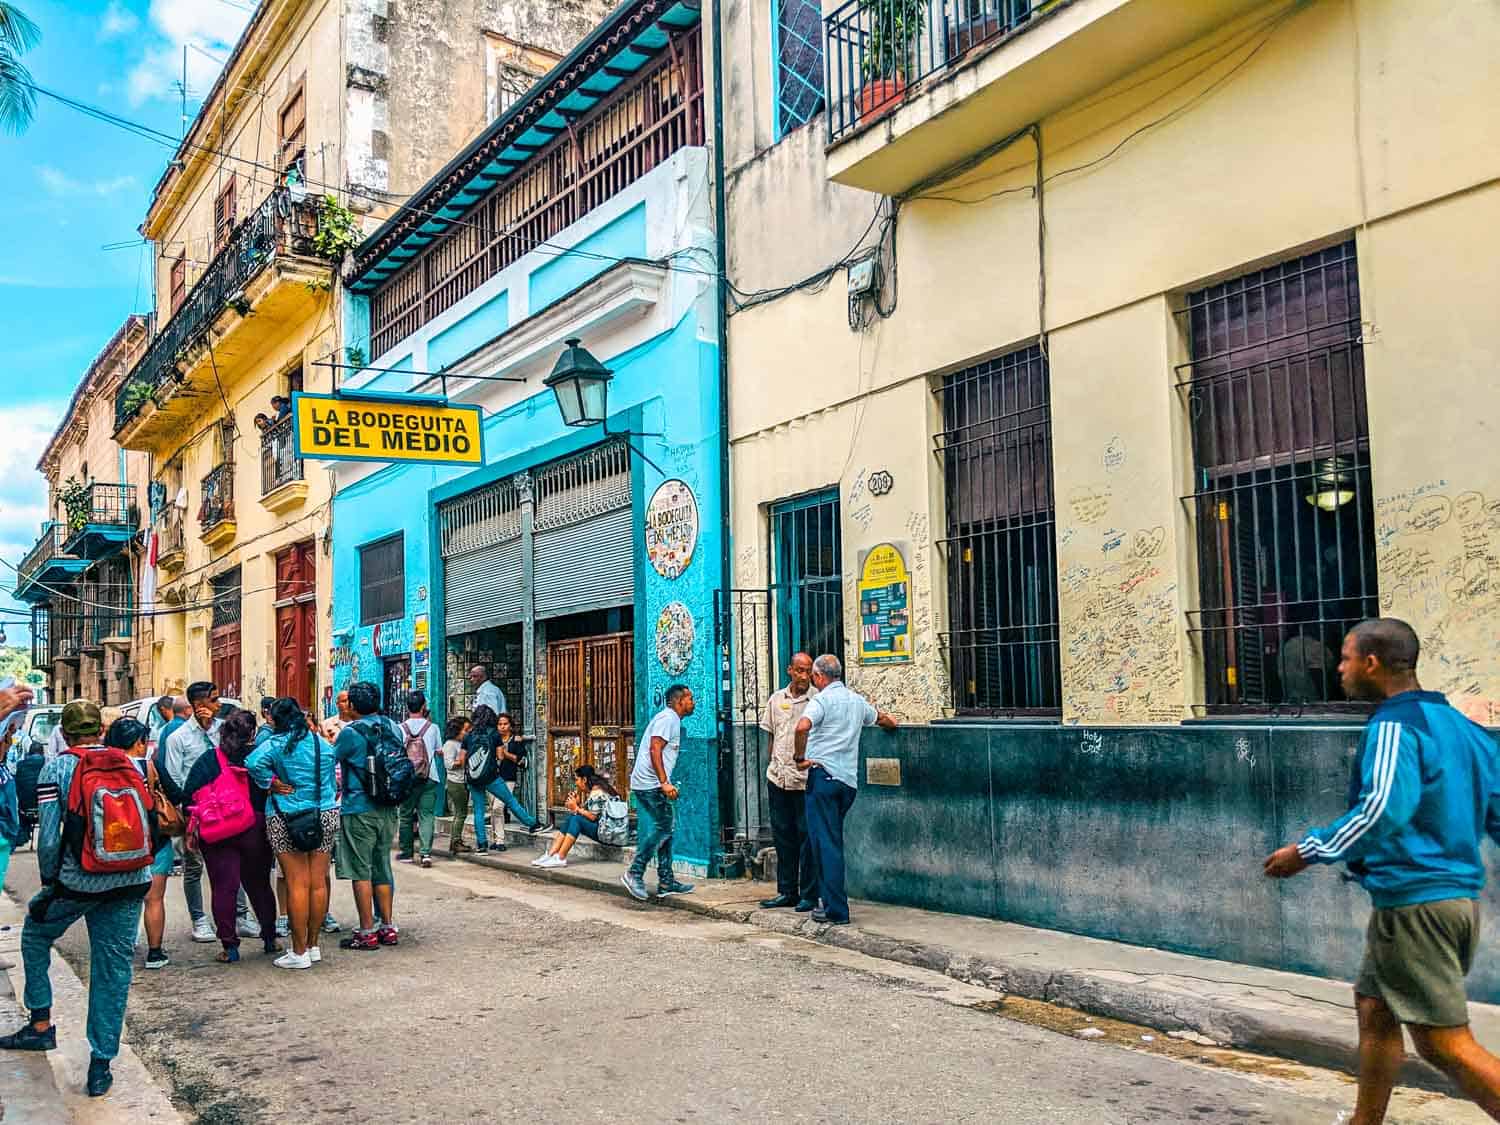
[15, 746, 45, 824]
[352, 717, 415, 806]
[463, 731, 502, 788]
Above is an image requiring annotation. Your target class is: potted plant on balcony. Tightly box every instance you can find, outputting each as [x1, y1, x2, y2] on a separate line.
[858, 0, 928, 122]
[58, 477, 91, 533]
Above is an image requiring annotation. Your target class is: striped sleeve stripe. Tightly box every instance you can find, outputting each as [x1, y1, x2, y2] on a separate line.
[36, 782, 60, 803]
[1303, 721, 1401, 860]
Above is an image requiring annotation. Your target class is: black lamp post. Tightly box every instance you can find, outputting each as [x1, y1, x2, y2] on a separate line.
[544, 337, 663, 471]
[544, 338, 614, 428]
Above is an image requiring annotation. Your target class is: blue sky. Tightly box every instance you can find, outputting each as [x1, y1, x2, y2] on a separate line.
[0, 0, 249, 643]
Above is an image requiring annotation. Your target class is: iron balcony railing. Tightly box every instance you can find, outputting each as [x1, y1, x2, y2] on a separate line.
[825, 0, 1036, 143]
[62, 482, 137, 545]
[17, 523, 70, 588]
[155, 504, 186, 558]
[260, 414, 303, 495]
[115, 186, 330, 431]
[199, 463, 235, 533]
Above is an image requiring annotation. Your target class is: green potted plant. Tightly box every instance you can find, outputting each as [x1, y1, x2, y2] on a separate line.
[58, 477, 92, 533]
[858, 0, 928, 120]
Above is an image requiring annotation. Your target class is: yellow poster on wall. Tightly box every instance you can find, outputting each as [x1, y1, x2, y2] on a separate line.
[293, 392, 485, 466]
[858, 541, 911, 665]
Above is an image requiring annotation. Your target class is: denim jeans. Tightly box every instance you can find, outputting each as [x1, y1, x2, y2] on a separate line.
[561, 813, 601, 841]
[471, 780, 537, 847]
[627, 787, 675, 884]
[0, 838, 10, 893]
[22, 890, 144, 1060]
[179, 839, 205, 921]
[805, 767, 858, 922]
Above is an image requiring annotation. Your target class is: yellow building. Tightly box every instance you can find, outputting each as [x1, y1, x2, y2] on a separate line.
[721, 0, 1500, 726]
[19, 317, 153, 706]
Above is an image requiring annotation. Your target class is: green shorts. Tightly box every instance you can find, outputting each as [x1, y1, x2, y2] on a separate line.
[336, 808, 398, 885]
[1356, 898, 1479, 1027]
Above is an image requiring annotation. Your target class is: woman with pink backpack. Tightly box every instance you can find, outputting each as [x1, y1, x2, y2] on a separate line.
[191, 709, 280, 963]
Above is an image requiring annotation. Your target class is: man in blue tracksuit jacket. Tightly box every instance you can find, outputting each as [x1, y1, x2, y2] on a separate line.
[1264, 618, 1500, 1123]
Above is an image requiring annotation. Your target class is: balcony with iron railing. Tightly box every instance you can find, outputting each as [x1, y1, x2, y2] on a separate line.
[114, 186, 337, 448]
[259, 414, 307, 512]
[61, 482, 138, 559]
[15, 522, 89, 603]
[823, 0, 1267, 193]
[199, 463, 237, 548]
[154, 503, 187, 569]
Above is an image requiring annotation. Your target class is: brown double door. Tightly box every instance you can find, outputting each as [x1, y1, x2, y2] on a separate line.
[545, 632, 633, 808]
[274, 541, 317, 709]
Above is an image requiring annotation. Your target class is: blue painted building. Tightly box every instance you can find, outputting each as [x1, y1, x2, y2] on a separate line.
[327, 0, 725, 872]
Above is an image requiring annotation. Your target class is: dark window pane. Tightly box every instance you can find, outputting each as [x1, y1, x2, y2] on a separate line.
[775, 0, 825, 137]
[772, 491, 844, 667]
[360, 534, 405, 625]
[940, 344, 1061, 713]
[1183, 241, 1378, 710]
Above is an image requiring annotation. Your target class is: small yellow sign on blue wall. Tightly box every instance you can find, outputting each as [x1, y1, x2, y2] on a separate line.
[293, 392, 484, 466]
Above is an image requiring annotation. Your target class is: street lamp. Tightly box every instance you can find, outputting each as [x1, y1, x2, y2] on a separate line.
[544, 337, 663, 472]
[545, 338, 614, 428]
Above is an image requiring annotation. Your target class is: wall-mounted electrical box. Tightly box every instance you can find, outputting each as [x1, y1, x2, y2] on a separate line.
[847, 253, 880, 300]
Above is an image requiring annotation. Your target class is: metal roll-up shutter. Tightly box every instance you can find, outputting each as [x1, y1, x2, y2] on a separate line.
[444, 537, 524, 634]
[533, 505, 634, 618]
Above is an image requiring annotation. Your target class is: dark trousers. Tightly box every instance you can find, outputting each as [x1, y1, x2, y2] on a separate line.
[804, 767, 858, 922]
[767, 781, 816, 902]
[201, 819, 278, 948]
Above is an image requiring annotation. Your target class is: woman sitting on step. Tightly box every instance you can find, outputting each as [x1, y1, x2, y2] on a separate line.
[532, 765, 629, 869]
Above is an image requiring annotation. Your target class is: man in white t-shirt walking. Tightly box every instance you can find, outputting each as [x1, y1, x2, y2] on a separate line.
[621, 684, 697, 901]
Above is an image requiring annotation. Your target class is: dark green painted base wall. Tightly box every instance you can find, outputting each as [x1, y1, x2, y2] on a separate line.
[843, 723, 1500, 1003]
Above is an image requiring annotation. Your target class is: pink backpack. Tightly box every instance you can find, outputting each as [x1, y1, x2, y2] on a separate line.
[188, 747, 256, 845]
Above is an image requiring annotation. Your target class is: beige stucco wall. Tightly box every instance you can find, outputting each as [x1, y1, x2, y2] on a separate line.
[723, 0, 1500, 722]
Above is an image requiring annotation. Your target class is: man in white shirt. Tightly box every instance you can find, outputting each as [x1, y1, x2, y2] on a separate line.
[396, 691, 442, 867]
[621, 684, 697, 902]
[157, 681, 225, 944]
[468, 665, 507, 717]
[794, 655, 897, 926]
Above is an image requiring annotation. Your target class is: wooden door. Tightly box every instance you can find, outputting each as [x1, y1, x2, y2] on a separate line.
[210, 623, 241, 699]
[545, 632, 634, 807]
[275, 542, 317, 708]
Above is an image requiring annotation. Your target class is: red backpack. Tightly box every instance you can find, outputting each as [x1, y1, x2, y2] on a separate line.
[64, 747, 156, 874]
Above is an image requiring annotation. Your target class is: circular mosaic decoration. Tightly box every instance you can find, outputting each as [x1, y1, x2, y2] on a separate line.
[644, 478, 699, 580]
[654, 600, 695, 675]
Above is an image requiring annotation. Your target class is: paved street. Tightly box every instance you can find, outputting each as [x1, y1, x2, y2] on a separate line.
[2, 850, 1482, 1124]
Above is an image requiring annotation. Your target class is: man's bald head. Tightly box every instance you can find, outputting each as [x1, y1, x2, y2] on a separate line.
[171, 696, 191, 718]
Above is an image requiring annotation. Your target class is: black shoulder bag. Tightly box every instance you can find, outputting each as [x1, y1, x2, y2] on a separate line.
[274, 730, 324, 853]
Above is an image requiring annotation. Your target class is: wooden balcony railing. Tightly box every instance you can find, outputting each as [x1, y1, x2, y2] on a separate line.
[369, 28, 704, 360]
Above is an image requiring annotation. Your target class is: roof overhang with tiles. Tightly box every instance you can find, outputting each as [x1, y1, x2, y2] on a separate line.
[346, 0, 702, 294]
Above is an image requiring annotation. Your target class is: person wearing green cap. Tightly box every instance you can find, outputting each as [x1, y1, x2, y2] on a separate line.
[0, 698, 153, 1098]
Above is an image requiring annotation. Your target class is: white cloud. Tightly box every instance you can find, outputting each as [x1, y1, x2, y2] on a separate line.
[126, 0, 250, 107]
[0, 404, 64, 631]
[100, 1, 139, 40]
[36, 166, 138, 198]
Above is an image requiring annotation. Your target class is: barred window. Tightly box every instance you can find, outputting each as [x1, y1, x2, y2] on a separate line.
[774, 0, 824, 138]
[1181, 241, 1377, 711]
[771, 490, 844, 665]
[359, 533, 405, 626]
[210, 567, 241, 629]
[940, 344, 1060, 713]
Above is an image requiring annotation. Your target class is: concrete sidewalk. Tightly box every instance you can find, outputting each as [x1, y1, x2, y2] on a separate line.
[0, 888, 184, 1124]
[456, 824, 1499, 1092]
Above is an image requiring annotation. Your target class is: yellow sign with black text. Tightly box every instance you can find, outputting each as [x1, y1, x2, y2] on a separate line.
[292, 392, 485, 466]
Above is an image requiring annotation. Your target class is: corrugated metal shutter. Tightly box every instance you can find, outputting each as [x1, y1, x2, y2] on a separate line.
[444, 537, 524, 634]
[533, 506, 634, 618]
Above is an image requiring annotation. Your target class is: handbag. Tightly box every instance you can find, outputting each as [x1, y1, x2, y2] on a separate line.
[275, 730, 324, 853]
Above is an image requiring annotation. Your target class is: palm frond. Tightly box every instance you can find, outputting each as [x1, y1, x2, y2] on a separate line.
[0, 3, 39, 55]
[0, 48, 36, 135]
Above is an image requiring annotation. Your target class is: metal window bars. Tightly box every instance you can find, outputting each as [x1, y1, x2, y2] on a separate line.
[199, 463, 235, 532]
[369, 29, 704, 360]
[439, 476, 522, 558]
[824, 0, 1036, 143]
[533, 440, 631, 532]
[358, 535, 405, 625]
[1177, 241, 1377, 712]
[260, 414, 304, 495]
[937, 343, 1061, 714]
[210, 568, 243, 629]
[771, 491, 846, 665]
[776, 0, 827, 137]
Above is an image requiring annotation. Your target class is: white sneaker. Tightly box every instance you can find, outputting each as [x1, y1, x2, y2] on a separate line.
[190, 917, 217, 943]
[539, 854, 566, 869]
[274, 951, 312, 970]
[236, 917, 260, 938]
[530, 854, 550, 866]
[308, 946, 322, 964]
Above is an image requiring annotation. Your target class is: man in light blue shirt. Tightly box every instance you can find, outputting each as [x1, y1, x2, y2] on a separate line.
[794, 654, 897, 926]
